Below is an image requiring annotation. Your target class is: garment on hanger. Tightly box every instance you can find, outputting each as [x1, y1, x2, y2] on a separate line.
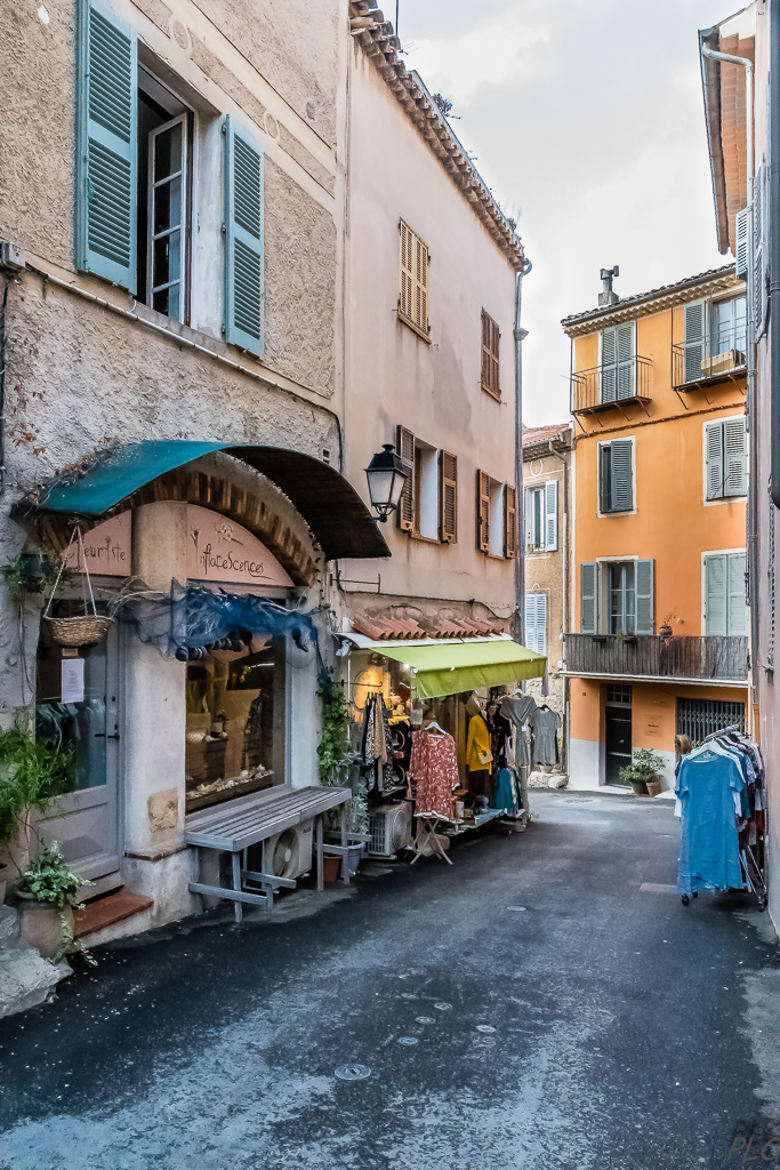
[409, 728, 460, 821]
[675, 748, 748, 897]
[531, 706, 561, 766]
[499, 694, 537, 729]
[490, 767, 519, 815]
[466, 712, 492, 770]
[361, 694, 396, 792]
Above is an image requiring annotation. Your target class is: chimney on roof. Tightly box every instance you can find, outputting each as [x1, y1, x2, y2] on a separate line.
[598, 265, 620, 306]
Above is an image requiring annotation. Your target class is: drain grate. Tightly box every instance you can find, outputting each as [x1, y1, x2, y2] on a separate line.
[335, 1063, 371, 1081]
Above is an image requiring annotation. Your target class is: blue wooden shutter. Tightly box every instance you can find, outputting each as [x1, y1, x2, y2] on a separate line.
[705, 554, 727, 636]
[600, 327, 617, 402]
[683, 300, 707, 383]
[723, 418, 747, 498]
[580, 563, 598, 634]
[635, 559, 654, 635]
[524, 593, 547, 655]
[76, 0, 137, 291]
[753, 157, 767, 339]
[224, 116, 264, 356]
[728, 552, 748, 636]
[705, 421, 724, 500]
[610, 440, 633, 512]
[544, 480, 558, 550]
[616, 323, 635, 400]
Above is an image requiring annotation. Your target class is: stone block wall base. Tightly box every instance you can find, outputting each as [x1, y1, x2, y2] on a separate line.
[0, 907, 72, 1019]
[528, 770, 569, 790]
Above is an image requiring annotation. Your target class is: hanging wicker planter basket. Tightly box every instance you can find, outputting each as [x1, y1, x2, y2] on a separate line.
[43, 526, 114, 648]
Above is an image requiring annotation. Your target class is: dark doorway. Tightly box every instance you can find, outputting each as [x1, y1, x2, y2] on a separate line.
[604, 684, 632, 785]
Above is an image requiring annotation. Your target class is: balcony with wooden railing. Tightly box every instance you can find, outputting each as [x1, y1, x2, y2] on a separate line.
[570, 356, 652, 415]
[563, 634, 748, 685]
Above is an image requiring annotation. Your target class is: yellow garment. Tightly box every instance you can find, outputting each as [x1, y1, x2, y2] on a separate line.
[466, 714, 493, 770]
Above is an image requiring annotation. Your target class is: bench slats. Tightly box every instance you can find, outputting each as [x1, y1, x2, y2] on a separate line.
[184, 784, 351, 852]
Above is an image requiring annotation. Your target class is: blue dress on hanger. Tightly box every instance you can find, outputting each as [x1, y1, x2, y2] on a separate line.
[676, 749, 747, 896]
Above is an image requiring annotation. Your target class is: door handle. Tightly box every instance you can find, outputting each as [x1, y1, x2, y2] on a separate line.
[94, 732, 120, 740]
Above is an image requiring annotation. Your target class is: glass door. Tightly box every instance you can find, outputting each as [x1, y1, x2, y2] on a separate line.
[34, 624, 121, 895]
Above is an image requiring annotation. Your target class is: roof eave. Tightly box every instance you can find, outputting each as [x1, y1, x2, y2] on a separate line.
[699, 24, 732, 255]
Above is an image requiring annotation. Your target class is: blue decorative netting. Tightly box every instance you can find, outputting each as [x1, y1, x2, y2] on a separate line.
[118, 579, 317, 661]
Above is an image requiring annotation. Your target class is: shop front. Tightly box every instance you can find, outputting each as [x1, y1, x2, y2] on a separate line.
[23, 440, 389, 929]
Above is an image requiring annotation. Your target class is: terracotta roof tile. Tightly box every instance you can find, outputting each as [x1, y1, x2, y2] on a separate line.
[522, 423, 571, 448]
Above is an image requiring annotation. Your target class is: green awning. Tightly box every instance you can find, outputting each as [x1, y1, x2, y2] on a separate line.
[374, 639, 546, 700]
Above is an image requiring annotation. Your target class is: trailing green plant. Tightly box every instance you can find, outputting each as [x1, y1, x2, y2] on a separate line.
[0, 553, 75, 603]
[16, 842, 96, 965]
[317, 676, 367, 837]
[0, 717, 75, 860]
[618, 747, 665, 788]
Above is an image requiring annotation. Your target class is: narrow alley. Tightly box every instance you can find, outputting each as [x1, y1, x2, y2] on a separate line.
[1, 792, 777, 1170]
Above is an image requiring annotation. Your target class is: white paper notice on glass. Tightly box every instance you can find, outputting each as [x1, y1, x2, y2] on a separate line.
[61, 657, 85, 704]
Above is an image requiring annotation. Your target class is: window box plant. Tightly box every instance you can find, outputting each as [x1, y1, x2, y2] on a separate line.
[618, 748, 665, 796]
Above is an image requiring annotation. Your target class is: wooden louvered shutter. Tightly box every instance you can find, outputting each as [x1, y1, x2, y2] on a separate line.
[396, 425, 415, 532]
[504, 484, 516, 558]
[728, 552, 748, 636]
[544, 480, 558, 550]
[735, 207, 750, 280]
[635, 559, 654, 635]
[753, 158, 767, 339]
[439, 450, 458, 543]
[610, 440, 633, 512]
[705, 422, 724, 500]
[414, 233, 429, 332]
[723, 418, 747, 498]
[76, 0, 137, 291]
[616, 322, 635, 400]
[481, 311, 500, 397]
[224, 116, 264, 356]
[705, 554, 727, 636]
[580, 563, 599, 634]
[476, 470, 491, 552]
[399, 221, 414, 322]
[600, 327, 617, 402]
[684, 300, 707, 383]
[524, 593, 547, 655]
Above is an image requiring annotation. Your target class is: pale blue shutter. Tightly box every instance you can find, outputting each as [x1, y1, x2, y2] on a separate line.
[723, 418, 747, 497]
[224, 116, 264, 356]
[635, 559, 654, 635]
[705, 554, 727, 636]
[705, 421, 724, 500]
[580, 563, 598, 634]
[684, 300, 707, 383]
[76, 0, 137, 291]
[616, 323, 635, 399]
[600, 328, 617, 402]
[524, 594, 547, 655]
[524, 595, 537, 651]
[544, 480, 558, 550]
[610, 440, 633, 512]
[753, 157, 767, 339]
[728, 552, 748, 636]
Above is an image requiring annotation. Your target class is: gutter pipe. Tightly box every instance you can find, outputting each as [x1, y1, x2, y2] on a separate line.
[770, 4, 780, 511]
[514, 258, 532, 643]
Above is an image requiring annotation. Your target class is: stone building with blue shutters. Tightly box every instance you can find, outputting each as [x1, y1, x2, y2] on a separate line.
[0, 0, 391, 942]
[561, 266, 749, 792]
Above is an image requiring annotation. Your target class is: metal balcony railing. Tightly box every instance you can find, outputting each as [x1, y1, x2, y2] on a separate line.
[563, 634, 748, 683]
[571, 356, 652, 414]
[672, 343, 746, 390]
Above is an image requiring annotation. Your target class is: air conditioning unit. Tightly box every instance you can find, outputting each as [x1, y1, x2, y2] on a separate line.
[366, 803, 412, 858]
[266, 822, 314, 880]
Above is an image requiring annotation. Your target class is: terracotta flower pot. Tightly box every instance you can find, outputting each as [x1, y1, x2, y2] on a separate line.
[646, 779, 663, 797]
[322, 854, 341, 884]
[19, 898, 74, 960]
[630, 781, 649, 796]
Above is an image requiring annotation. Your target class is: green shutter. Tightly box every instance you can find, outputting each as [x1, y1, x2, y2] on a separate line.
[580, 562, 598, 634]
[76, 0, 137, 291]
[610, 440, 634, 512]
[224, 116, 264, 356]
[705, 554, 727, 636]
[683, 300, 707, 383]
[544, 479, 558, 550]
[705, 421, 724, 500]
[635, 559, 654, 635]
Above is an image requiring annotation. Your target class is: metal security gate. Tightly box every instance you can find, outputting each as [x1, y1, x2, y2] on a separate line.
[676, 698, 746, 745]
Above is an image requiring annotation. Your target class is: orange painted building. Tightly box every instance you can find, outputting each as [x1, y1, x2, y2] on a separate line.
[562, 266, 749, 790]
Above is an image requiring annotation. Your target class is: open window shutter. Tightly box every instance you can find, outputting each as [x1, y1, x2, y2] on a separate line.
[728, 552, 748, 636]
[705, 421, 724, 500]
[504, 484, 516, 558]
[76, 0, 137, 291]
[524, 595, 537, 652]
[524, 487, 534, 549]
[399, 222, 413, 321]
[490, 318, 500, 394]
[753, 158, 767, 339]
[616, 323, 635, 400]
[476, 471, 491, 552]
[224, 117, 264, 356]
[481, 311, 491, 390]
[600, 327, 617, 402]
[439, 450, 458, 543]
[414, 234, 429, 332]
[683, 300, 707, 383]
[580, 563, 598, 634]
[723, 417, 747, 497]
[735, 207, 750, 281]
[635, 559, 654, 635]
[525, 594, 547, 655]
[610, 440, 633, 512]
[544, 480, 558, 550]
[705, 554, 727, 636]
[396, 425, 415, 531]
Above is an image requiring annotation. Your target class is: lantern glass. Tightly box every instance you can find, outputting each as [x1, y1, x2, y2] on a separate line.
[364, 444, 408, 522]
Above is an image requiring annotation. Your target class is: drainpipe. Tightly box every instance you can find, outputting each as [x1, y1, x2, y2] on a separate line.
[514, 258, 532, 643]
[701, 43, 758, 704]
[546, 436, 569, 769]
[770, 5, 780, 512]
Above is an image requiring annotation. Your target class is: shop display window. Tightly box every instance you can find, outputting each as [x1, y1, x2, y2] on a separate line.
[185, 636, 284, 811]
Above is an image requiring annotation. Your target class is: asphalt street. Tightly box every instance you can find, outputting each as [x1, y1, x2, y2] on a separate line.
[0, 791, 778, 1170]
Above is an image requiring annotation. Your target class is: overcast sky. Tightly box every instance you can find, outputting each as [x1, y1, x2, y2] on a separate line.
[398, 0, 731, 425]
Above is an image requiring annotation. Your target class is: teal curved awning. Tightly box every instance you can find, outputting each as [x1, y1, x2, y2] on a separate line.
[31, 441, 390, 561]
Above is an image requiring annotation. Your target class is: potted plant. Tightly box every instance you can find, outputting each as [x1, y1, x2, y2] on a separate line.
[317, 676, 368, 877]
[15, 842, 92, 963]
[618, 748, 666, 797]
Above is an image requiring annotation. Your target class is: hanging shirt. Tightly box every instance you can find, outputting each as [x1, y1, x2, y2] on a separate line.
[409, 730, 460, 821]
[466, 714, 492, 771]
[675, 749, 747, 896]
[531, 707, 561, 766]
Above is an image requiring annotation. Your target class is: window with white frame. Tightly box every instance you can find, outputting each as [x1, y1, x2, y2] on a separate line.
[524, 592, 547, 656]
[488, 481, 505, 557]
[580, 559, 654, 635]
[525, 481, 558, 552]
[704, 417, 747, 501]
[703, 551, 748, 636]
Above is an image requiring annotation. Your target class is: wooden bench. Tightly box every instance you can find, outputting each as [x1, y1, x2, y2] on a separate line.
[184, 783, 352, 922]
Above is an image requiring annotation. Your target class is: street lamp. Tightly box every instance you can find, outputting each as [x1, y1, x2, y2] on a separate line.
[364, 443, 408, 523]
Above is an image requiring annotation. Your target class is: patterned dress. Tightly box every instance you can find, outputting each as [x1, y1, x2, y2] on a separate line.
[409, 730, 460, 821]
